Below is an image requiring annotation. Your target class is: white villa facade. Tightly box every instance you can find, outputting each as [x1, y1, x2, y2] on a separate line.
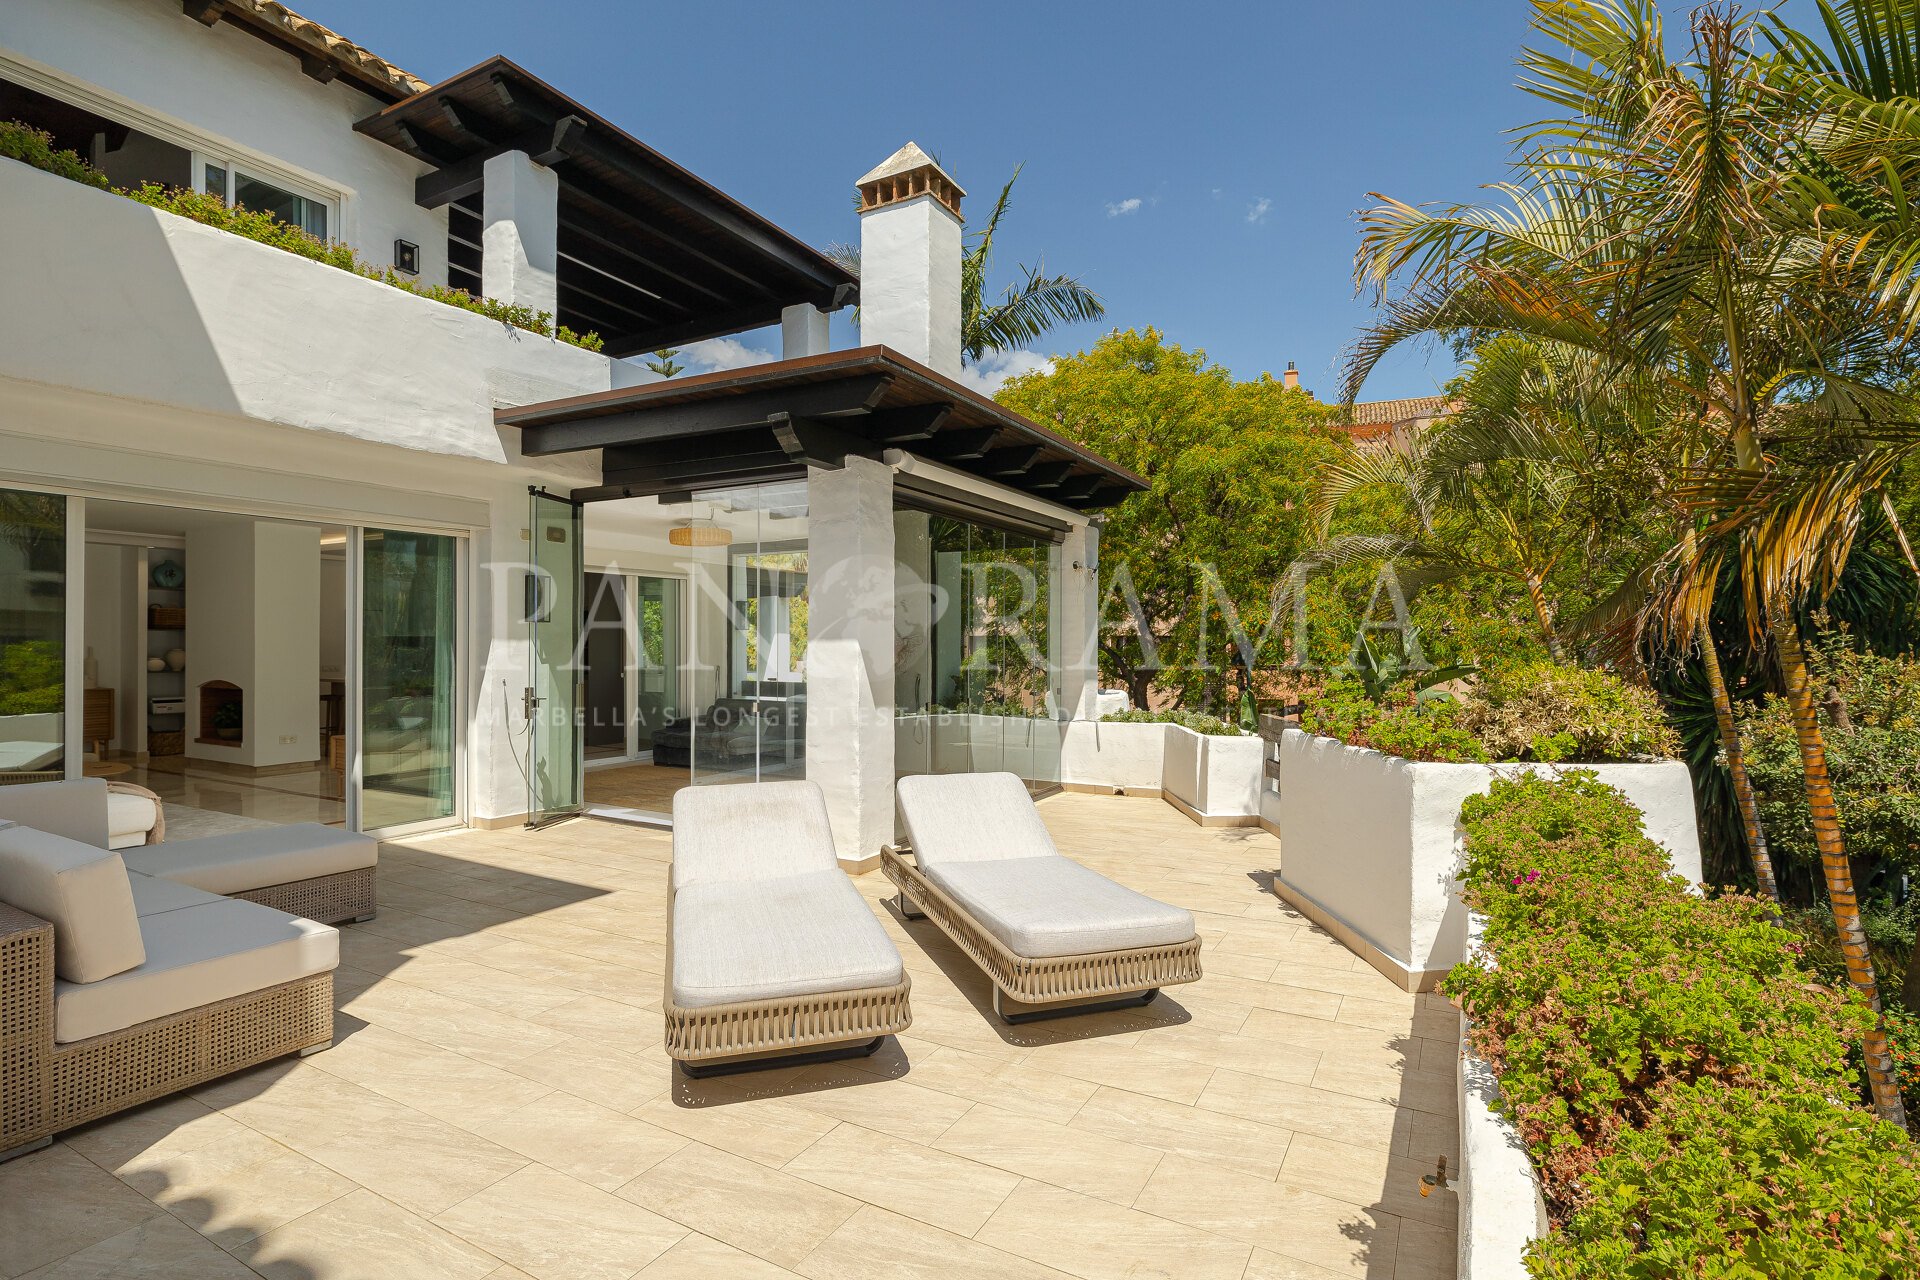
[0, 0, 1141, 864]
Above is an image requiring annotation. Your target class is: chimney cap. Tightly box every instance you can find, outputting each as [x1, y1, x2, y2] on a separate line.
[857, 141, 966, 217]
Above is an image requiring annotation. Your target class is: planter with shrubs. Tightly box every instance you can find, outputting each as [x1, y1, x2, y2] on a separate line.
[1276, 662, 1700, 990]
[1060, 710, 1264, 823]
[1448, 772, 1919, 1278]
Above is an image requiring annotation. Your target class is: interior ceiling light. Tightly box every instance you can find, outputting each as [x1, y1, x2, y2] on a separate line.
[668, 511, 732, 547]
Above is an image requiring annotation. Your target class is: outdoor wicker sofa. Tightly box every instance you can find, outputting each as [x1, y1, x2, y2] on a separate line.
[886, 771, 1202, 1023]
[0, 822, 337, 1162]
[0, 779, 377, 925]
[664, 779, 910, 1077]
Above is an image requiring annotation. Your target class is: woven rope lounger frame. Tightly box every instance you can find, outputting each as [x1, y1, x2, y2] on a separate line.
[230, 866, 376, 926]
[662, 882, 912, 1078]
[881, 845, 1203, 1023]
[0, 903, 333, 1161]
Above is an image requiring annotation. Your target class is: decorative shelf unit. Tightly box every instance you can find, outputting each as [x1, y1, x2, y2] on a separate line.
[139, 549, 187, 756]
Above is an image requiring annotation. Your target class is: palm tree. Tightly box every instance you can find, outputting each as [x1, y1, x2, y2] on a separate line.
[1344, 0, 1920, 1126]
[826, 165, 1106, 364]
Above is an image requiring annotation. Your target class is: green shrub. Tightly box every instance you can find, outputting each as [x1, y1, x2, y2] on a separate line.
[1741, 644, 1920, 880]
[1446, 773, 1917, 1275]
[1458, 661, 1678, 762]
[0, 120, 107, 188]
[1298, 676, 1486, 761]
[1099, 708, 1244, 735]
[124, 183, 361, 271]
[1526, 1077, 1920, 1279]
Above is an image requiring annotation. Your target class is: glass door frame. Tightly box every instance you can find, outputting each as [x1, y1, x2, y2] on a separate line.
[526, 487, 585, 828]
[578, 566, 692, 769]
[346, 523, 470, 840]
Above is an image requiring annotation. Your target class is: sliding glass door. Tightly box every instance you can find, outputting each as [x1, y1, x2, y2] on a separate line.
[634, 575, 683, 748]
[0, 489, 68, 785]
[526, 490, 584, 825]
[360, 528, 458, 830]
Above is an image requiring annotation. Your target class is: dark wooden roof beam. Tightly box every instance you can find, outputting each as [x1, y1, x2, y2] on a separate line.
[438, 96, 494, 142]
[1023, 461, 1075, 489]
[1056, 473, 1106, 502]
[182, 1, 222, 26]
[981, 445, 1045, 476]
[298, 52, 338, 84]
[770, 414, 881, 470]
[517, 373, 893, 454]
[414, 115, 588, 209]
[918, 427, 998, 461]
[558, 220, 720, 310]
[863, 403, 952, 443]
[558, 176, 778, 301]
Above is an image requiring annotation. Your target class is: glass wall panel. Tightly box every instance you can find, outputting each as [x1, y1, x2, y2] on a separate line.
[0, 490, 66, 784]
[634, 575, 683, 742]
[361, 529, 457, 828]
[688, 481, 808, 785]
[894, 506, 1060, 791]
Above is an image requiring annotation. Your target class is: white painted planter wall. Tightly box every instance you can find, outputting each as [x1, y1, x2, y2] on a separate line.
[1457, 1009, 1549, 1280]
[1275, 728, 1701, 988]
[1058, 720, 1265, 822]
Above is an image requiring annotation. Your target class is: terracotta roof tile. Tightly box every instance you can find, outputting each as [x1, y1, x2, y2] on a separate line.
[226, 1, 429, 98]
[1342, 395, 1455, 426]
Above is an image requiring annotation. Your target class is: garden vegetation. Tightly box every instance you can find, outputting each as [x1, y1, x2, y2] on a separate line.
[1448, 773, 1920, 1278]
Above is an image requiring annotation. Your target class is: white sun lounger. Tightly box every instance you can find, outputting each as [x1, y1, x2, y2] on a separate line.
[665, 780, 911, 1076]
[885, 771, 1201, 1023]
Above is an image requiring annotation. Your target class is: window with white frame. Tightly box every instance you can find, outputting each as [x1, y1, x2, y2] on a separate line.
[195, 155, 332, 240]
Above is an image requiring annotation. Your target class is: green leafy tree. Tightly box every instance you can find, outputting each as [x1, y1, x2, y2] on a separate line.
[996, 329, 1343, 710]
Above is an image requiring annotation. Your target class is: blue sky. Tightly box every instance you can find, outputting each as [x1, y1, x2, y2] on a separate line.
[297, 2, 1574, 399]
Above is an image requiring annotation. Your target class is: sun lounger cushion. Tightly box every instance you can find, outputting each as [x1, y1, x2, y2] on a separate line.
[0, 777, 111, 850]
[671, 870, 904, 1008]
[0, 823, 144, 983]
[921, 855, 1196, 958]
[121, 823, 375, 896]
[54, 895, 338, 1043]
[895, 771, 1058, 869]
[671, 779, 838, 888]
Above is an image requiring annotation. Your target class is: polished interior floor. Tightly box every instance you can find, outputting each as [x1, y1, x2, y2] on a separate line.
[113, 754, 345, 833]
[2, 793, 1458, 1280]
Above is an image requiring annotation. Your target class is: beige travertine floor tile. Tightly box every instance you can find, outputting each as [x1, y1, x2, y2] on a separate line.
[932, 1103, 1163, 1204]
[618, 1142, 858, 1267]
[861, 1039, 1096, 1125]
[437, 1165, 686, 1280]
[62, 1095, 250, 1173]
[508, 1037, 671, 1112]
[1279, 1133, 1459, 1229]
[1309, 1055, 1457, 1120]
[529, 993, 666, 1055]
[1243, 1248, 1358, 1280]
[1134, 1153, 1401, 1277]
[341, 978, 571, 1067]
[16, 1210, 258, 1280]
[974, 1179, 1251, 1280]
[303, 1021, 555, 1130]
[1197, 1069, 1409, 1151]
[1133, 1020, 1323, 1084]
[636, 1232, 801, 1277]
[237, 1188, 502, 1280]
[1393, 1220, 1458, 1280]
[476, 1092, 687, 1191]
[0, 1144, 165, 1277]
[629, 1087, 838, 1167]
[1069, 1085, 1295, 1180]
[795, 1204, 1076, 1280]
[781, 1123, 1020, 1236]
[736, 1057, 974, 1145]
[1019, 1034, 1217, 1104]
[115, 1125, 357, 1248]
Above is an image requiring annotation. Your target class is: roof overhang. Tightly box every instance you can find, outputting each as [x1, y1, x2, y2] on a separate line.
[494, 347, 1147, 512]
[180, 1, 428, 103]
[355, 58, 859, 357]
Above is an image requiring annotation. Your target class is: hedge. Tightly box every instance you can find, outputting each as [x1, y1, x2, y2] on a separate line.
[1444, 772, 1920, 1277]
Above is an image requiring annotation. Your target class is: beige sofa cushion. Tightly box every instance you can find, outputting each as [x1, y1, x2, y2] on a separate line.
[121, 824, 375, 896]
[107, 791, 160, 851]
[0, 777, 110, 850]
[126, 869, 226, 917]
[0, 824, 144, 983]
[54, 896, 338, 1043]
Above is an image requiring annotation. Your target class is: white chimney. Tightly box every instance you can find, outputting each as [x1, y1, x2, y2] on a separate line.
[856, 142, 965, 377]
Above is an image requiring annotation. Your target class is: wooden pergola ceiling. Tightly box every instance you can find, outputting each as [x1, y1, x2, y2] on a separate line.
[355, 57, 858, 358]
[495, 347, 1148, 512]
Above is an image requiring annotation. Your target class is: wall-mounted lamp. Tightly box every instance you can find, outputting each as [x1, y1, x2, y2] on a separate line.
[393, 239, 420, 275]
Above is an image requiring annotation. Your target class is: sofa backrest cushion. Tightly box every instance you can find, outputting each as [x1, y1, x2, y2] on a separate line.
[0, 778, 110, 849]
[896, 771, 1060, 870]
[671, 779, 838, 889]
[0, 823, 145, 982]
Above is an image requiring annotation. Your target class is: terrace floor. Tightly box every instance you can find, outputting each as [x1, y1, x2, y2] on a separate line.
[0, 793, 1459, 1280]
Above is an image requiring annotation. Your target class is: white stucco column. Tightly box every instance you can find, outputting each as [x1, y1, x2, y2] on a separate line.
[781, 303, 832, 359]
[1056, 520, 1102, 720]
[806, 456, 897, 868]
[482, 150, 559, 322]
[856, 143, 965, 378]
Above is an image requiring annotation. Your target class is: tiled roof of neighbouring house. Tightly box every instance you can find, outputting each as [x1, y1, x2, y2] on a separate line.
[1342, 394, 1455, 426]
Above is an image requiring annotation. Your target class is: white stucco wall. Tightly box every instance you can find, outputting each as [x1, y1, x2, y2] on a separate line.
[1, 0, 449, 284]
[1457, 1009, 1548, 1280]
[858, 193, 963, 376]
[0, 157, 615, 461]
[1277, 729, 1702, 979]
[1059, 720, 1266, 821]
